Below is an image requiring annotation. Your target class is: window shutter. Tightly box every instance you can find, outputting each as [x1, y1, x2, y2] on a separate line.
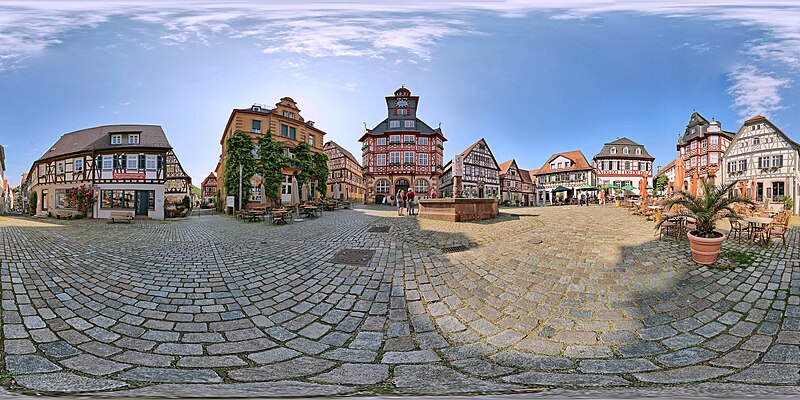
[139, 154, 146, 170]
[157, 155, 163, 170]
[121, 154, 127, 169]
[113, 155, 119, 169]
[96, 156, 102, 169]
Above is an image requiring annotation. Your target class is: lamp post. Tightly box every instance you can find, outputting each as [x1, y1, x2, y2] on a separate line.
[238, 164, 243, 211]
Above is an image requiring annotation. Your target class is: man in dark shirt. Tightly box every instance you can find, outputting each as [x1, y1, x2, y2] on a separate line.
[406, 189, 416, 215]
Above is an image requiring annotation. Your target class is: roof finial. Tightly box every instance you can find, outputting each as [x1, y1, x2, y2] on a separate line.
[363, 122, 367, 131]
[438, 122, 442, 129]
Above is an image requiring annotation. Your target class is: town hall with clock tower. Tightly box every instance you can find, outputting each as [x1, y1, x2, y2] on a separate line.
[359, 86, 447, 204]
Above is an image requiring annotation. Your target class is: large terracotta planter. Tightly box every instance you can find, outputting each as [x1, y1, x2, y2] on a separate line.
[687, 230, 727, 265]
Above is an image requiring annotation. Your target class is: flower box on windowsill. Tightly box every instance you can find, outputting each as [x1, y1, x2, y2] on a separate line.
[436, 144, 444, 150]
[388, 141, 401, 145]
[403, 162, 415, 167]
[403, 141, 416, 145]
[389, 162, 401, 167]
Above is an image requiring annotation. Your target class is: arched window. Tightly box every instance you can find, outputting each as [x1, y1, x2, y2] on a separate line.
[376, 180, 389, 193]
[610, 147, 617, 154]
[623, 147, 630, 154]
[635, 148, 642, 155]
[415, 179, 429, 193]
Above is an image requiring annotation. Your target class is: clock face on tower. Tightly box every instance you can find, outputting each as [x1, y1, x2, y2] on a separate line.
[395, 99, 409, 107]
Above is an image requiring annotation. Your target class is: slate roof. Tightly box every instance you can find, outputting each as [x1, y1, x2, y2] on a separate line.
[38, 125, 172, 162]
[359, 118, 446, 141]
[677, 111, 734, 145]
[593, 137, 654, 160]
[537, 150, 592, 174]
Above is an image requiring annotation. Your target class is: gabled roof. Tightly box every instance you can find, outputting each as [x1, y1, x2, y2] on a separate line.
[593, 137, 654, 160]
[37, 124, 172, 162]
[518, 169, 533, 184]
[459, 138, 500, 170]
[537, 150, 592, 174]
[678, 111, 734, 145]
[655, 157, 677, 177]
[202, 173, 217, 185]
[723, 115, 800, 160]
[498, 159, 516, 175]
[324, 141, 361, 166]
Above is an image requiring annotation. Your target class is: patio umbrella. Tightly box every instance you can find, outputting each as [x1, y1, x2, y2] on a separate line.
[291, 177, 299, 205]
[673, 156, 685, 195]
[751, 176, 757, 201]
[576, 184, 598, 190]
[639, 178, 647, 198]
[552, 186, 570, 193]
[619, 185, 637, 191]
[301, 183, 309, 203]
[333, 183, 340, 200]
[690, 169, 699, 197]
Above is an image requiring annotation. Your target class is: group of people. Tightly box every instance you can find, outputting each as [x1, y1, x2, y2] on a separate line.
[381, 189, 418, 216]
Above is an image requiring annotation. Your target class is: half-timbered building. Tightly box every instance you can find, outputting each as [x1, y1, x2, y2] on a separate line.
[535, 150, 595, 205]
[359, 87, 446, 204]
[592, 137, 654, 194]
[201, 173, 218, 205]
[677, 112, 734, 189]
[722, 115, 800, 213]
[218, 97, 327, 206]
[324, 141, 365, 202]
[499, 159, 535, 205]
[28, 125, 191, 220]
[439, 138, 501, 198]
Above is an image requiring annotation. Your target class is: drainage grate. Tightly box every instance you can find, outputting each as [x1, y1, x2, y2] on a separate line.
[331, 249, 375, 267]
[441, 245, 471, 253]
[368, 226, 390, 233]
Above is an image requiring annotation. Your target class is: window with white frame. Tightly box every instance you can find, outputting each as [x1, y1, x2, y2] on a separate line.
[111, 135, 122, 145]
[308, 135, 315, 147]
[701, 139, 707, 149]
[389, 120, 401, 128]
[404, 135, 415, 143]
[404, 120, 415, 128]
[418, 137, 428, 145]
[127, 154, 138, 170]
[102, 155, 113, 169]
[623, 147, 629, 154]
[710, 136, 718, 145]
[377, 137, 387, 146]
[377, 153, 387, 166]
[773, 155, 784, 167]
[146, 155, 157, 170]
[57, 162, 64, 174]
[709, 153, 718, 163]
[414, 179, 429, 193]
[390, 152, 400, 164]
[610, 147, 617, 154]
[74, 159, 83, 172]
[376, 180, 390, 193]
[390, 135, 400, 143]
[128, 134, 140, 144]
[418, 153, 429, 165]
[404, 152, 414, 164]
[635, 148, 642, 155]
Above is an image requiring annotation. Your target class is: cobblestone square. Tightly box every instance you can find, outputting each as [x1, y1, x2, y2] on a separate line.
[0, 205, 798, 395]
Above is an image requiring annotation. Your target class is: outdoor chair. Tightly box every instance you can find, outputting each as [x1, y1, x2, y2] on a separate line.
[728, 216, 750, 242]
[654, 209, 678, 240]
[767, 219, 788, 246]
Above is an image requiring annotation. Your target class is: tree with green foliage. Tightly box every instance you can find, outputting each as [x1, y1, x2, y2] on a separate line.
[293, 142, 313, 201]
[29, 192, 37, 215]
[222, 131, 256, 210]
[258, 132, 286, 205]
[312, 152, 330, 199]
[655, 175, 669, 193]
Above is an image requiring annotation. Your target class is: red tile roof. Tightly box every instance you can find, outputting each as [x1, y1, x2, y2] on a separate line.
[745, 115, 766, 122]
[537, 150, 591, 174]
[518, 169, 533, 183]
[655, 157, 677, 177]
[498, 159, 514, 175]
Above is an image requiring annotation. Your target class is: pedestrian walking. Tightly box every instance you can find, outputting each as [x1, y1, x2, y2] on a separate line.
[396, 190, 405, 216]
[406, 189, 416, 215]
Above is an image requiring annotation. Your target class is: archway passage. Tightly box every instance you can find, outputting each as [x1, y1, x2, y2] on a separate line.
[394, 179, 410, 195]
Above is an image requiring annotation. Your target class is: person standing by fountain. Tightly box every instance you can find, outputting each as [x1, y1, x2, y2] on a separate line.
[396, 190, 405, 216]
[406, 188, 416, 216]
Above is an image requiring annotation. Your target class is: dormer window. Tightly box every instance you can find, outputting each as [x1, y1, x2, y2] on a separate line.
[623, 147, 629, 155]
[128, 134, 139, 144]
[111, 135, 122, 145]
[635, 148, 642, 155]
[389, 120, 400, 128]
[610, 147, 617, 155]
[252, 105, 261, 112]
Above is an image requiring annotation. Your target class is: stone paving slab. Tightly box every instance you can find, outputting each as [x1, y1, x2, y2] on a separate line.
[13, 373, 127, 393]
[1, 207, 798, 395]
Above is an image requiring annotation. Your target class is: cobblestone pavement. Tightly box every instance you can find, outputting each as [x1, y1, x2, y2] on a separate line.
[0, 205, 798, 396]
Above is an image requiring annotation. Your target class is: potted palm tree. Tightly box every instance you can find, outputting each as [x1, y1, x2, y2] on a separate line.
[659, 179, 752, 265]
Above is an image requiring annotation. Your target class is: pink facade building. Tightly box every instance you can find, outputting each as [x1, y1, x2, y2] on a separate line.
[359, 87, 446, 204]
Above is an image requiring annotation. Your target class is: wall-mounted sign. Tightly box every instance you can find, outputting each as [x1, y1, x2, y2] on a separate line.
[113, 172, 145, 179]
[226, 196, 235, 208]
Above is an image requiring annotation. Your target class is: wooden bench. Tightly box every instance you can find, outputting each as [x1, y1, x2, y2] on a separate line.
[109, 211, 134, 223]
[54, 209, 82, 219]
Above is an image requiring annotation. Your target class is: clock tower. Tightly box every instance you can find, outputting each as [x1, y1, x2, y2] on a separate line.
[386, 86, 419, 121]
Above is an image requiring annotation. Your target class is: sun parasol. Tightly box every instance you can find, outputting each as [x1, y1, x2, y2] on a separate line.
[689, 169, 699, 197]
[673, 156, 685, 195]
[751, 176, 758, 201]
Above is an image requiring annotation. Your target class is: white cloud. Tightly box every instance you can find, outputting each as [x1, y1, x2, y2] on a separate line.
[343, 82, 358, 92]
[727, 65, 791, 118]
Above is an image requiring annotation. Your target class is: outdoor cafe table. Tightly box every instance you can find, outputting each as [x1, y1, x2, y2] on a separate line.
[300, 205, 319, 218]
[241, 210, 263, 222]
[744, 216, 774, 245]
[271, 209, 291, 225]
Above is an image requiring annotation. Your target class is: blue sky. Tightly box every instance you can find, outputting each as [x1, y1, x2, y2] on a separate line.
[1, 1, 799, 186]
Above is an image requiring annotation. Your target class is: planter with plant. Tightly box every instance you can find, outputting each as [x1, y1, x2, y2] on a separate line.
[658, 179, 752, 265]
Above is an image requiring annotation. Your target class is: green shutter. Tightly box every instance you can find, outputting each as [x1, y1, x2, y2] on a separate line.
[281, 125, 288, 137]
[290, 127, 296, 139]
[113, 155, 119, 169]
[139, 154, 146, 170]
[157, 155, 163, 170]
[121, 154, 127, 169]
